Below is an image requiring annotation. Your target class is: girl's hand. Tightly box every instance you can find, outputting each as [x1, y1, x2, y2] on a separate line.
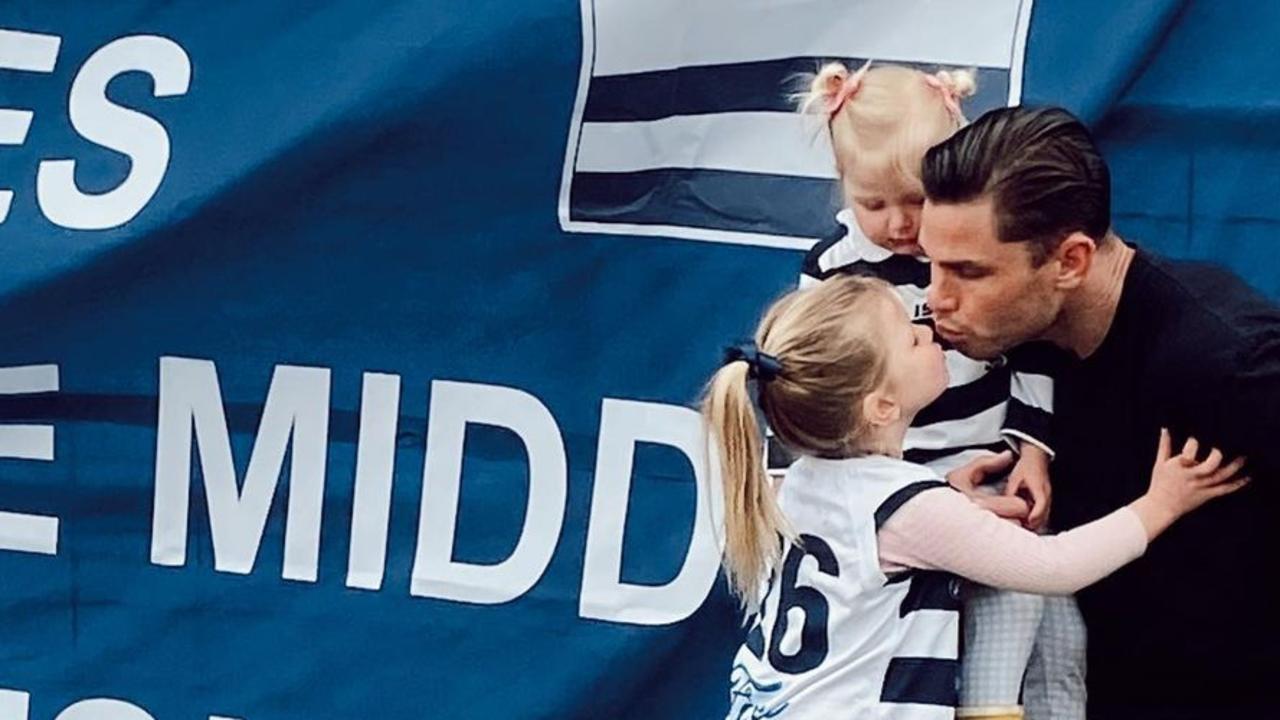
[946, 450, 1015, 492]
[1129, 429, 1249, 540]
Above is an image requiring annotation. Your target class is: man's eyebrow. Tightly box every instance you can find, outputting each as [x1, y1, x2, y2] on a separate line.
[936, 260, 995, 275]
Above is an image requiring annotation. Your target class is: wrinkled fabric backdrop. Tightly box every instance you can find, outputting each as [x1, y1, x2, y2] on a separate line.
[0, 1, 1275, 718]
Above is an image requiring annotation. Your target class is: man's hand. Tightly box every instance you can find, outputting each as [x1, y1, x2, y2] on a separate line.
[945, 450, 1030, 523]
[1006, 442, 1052, 531]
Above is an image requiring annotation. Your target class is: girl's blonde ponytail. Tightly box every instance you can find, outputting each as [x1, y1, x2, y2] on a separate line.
[702, 359, 791, 608]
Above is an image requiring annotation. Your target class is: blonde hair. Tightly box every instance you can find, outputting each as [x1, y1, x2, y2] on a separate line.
[800, 62, 977, 196]
[701, 275, 897, 607]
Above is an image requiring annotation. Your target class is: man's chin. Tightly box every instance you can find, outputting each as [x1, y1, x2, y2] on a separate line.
[960, 345, 1002, 361]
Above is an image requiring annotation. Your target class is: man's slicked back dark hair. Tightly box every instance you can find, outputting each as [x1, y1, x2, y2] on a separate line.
[922, 106, 1111, 264]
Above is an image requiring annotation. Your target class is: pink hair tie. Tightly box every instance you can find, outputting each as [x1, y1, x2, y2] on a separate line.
[826, 60, 872, 116]
[923, 74, 964, 122]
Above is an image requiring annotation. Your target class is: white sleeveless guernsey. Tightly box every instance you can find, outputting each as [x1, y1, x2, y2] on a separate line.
[726, 454, 962, 719]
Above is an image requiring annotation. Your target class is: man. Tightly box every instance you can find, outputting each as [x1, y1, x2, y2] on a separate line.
[917, 105, 1279, 718]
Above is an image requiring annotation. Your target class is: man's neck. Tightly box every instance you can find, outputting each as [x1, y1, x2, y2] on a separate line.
[1045, 239, 1136, 358]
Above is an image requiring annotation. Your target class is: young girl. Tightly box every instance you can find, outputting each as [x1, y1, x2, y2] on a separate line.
[707, 275, 1247, 719]
[790, 61, 1076, 719]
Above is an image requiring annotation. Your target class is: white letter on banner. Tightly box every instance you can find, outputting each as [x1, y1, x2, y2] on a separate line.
[411, 380, 566, 603]
[0, 29, 61, 224]
[0, 688, 30, 720]
[54, 699, 154, 720]
[37, 35, 190, 230]
[579, 399, 724, 625]
[0, 364, 60, 556]
[151, 357, 331, 582]
[346, 371, 402, 591]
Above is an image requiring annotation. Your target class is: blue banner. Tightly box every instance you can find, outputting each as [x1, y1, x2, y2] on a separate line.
[2, 1, 1278, 718]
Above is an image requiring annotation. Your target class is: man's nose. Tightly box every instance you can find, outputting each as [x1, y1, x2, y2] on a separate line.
[927, 277, 957, 314]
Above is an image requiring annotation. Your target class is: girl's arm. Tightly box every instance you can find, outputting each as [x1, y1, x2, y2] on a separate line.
[878, 486, 1145, 594]
[880, 431, 1247, 594]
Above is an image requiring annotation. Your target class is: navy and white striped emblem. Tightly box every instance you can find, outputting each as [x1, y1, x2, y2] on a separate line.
[559, 0, 1035, 249]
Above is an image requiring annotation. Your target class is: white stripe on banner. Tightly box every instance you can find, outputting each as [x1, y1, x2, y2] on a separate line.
[906, 402, 1006, 451]
[593, 0, 1026, 76]
[575, 113, 835, 179]
[1011, 371, 1053, 412]
[560, 220, 817, 251]
[0, 364, 59, 394]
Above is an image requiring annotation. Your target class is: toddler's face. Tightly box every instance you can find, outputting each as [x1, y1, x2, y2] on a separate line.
[844, 166, 926, 256]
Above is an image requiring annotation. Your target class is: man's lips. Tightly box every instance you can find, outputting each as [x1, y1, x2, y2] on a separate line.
[926, 322, 961, 351]
[934, 323, 962, 340]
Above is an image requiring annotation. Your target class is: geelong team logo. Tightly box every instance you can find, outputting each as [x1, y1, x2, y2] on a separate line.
[558, 0, 1034, 250]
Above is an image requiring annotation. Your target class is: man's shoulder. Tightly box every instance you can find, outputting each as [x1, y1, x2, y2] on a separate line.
[1149, 250, 1257, 295]
[1132, 248, 1280, 372]
[1137, 250, 1278, 332]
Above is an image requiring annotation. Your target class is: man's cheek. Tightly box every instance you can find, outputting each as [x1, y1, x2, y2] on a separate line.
[983, 293, 1026, 334]
[972, 288, 1006, 321]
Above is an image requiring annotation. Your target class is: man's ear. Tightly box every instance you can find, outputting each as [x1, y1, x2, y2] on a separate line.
[1054, 232, 1097, 290]
[861, 389, 901, 428]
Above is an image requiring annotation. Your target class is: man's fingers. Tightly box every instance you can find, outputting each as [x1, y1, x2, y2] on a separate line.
[1027, 476, 1049, 519]
[1156, 428, 1172, 463]
[1027, 497, 1048, 526]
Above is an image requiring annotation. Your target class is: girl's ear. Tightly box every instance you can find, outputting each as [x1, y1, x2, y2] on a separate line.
[861, 388, 902, 428]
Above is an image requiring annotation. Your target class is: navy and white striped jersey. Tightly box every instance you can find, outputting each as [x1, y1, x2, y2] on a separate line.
[727, 454, 961, 719]
[791, 210, 1055, 476]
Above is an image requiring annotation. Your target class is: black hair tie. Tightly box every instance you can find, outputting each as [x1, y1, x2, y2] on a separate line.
[722, 341, 783, 383]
